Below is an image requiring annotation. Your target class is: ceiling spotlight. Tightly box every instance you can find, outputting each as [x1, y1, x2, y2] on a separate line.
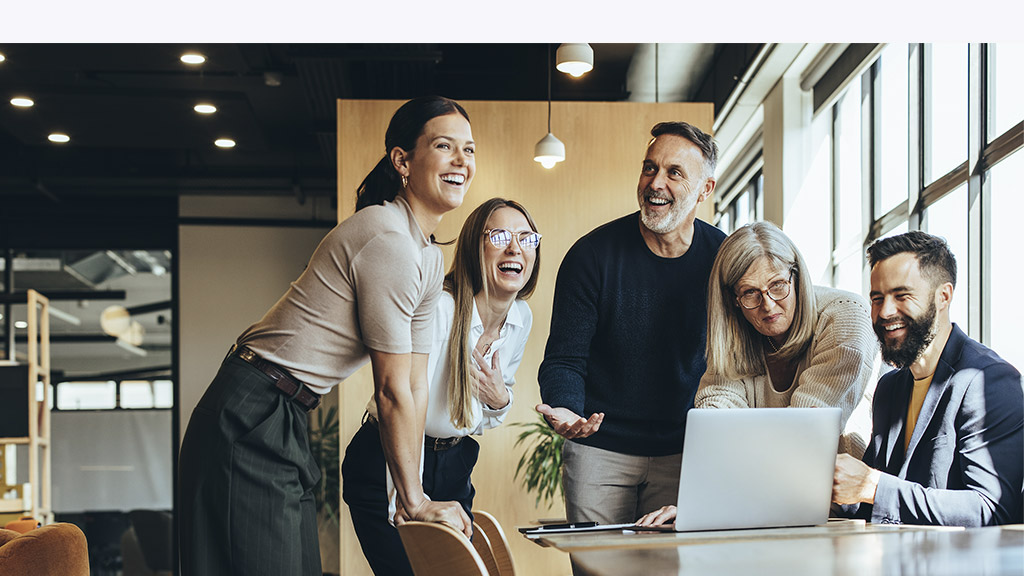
[556, 43, 594, 78]
[181, 53, 206, 65]
[264, 71, 283, 87]
[215, 138, 236, 148]
[0, 53, 6, 63]
[15, 321, 28, 329]
[10, 97, 34, 107]
[48, 133, 70, 143]
[194, 103, 217, 114]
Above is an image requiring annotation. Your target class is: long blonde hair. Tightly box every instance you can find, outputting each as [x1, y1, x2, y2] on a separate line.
[706, 221, 817, 380]
[443, 198, 540, 428]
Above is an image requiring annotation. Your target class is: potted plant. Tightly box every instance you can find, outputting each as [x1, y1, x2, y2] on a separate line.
[512, 414, 565, 508]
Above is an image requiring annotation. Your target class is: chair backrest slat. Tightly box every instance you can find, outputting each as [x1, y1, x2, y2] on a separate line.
[471, 522, 501, 576]
[472, 510, 517, 576]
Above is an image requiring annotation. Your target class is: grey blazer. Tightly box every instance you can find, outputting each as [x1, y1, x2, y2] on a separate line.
[846, 324, 1023, 526]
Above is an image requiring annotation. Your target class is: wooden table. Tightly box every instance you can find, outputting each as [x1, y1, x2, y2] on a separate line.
[525, 522, 1024, 576]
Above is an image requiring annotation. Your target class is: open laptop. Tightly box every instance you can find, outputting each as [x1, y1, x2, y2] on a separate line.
[522, 407, 841, 535]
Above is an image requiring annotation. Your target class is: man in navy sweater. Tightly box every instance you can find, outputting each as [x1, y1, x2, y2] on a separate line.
[537, 121, 726, 525]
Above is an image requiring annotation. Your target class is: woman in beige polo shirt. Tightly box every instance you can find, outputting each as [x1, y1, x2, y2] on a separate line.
[178, 96, 476, 576]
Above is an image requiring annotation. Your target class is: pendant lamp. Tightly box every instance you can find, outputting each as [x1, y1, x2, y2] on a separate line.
[534, 44, 565, 169]
[555, 43, 594, 78]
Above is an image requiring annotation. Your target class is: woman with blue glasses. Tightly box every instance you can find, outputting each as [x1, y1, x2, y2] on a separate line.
[344, 197, 542, 575]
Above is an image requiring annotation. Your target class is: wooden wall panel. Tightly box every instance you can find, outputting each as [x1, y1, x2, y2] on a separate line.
[337, 99, 714, 576]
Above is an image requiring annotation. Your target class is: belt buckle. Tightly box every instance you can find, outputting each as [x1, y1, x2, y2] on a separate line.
[306, 393, 321, 411]
[239, 348, 256, 362]
[430, 436, 459, 451]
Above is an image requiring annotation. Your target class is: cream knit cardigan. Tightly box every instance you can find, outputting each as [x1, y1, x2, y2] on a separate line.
[695, 286, 882, 458]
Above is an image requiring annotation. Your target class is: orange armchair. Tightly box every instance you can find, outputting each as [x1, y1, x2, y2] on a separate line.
[0, 522, 90, 576]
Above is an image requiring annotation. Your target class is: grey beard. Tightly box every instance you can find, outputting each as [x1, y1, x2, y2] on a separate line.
[640, 204, 685, 234]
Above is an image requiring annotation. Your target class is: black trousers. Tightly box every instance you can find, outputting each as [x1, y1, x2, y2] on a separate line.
[179, 355, 322, 576]
[342, 420, 479, 576]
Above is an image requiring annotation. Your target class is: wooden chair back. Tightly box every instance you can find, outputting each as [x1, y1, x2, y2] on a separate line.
[397, 521, 489, 576]
[471, 522, 501, 575]
[472, 510, 517, 576]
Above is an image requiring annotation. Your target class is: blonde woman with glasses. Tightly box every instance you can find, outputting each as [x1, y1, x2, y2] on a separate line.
[638, 220, 878, 527]
[344, 198, 541, 575]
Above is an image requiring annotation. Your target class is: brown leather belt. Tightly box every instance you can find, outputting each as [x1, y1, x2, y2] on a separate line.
[230, 344, 322, 412]
[363, 412, 463, 451]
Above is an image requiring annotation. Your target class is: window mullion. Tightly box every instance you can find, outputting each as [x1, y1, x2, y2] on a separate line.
[967, 42, 985, 341]
[910, 44, 925, 230]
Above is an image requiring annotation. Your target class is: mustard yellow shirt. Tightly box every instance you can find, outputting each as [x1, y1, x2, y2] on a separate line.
[905, 373, 934, 449]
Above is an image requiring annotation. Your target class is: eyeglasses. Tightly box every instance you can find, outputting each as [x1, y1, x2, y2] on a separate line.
[735, 274, 793, 309]
[484, 228, 542, 250]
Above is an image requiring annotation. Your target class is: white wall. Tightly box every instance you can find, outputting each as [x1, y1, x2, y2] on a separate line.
[177, 224, 328, 442]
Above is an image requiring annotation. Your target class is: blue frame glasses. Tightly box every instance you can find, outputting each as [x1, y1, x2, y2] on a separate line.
[484, 228, 542, 250]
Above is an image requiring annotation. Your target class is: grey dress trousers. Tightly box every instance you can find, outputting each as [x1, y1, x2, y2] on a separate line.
[179, 353, 322, 576]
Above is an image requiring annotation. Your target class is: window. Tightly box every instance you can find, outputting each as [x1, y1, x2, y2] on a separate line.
[720, 43, 1019, 354]
[877, 44, 911, 218]
[925, 44, 969, 185]
[832, 75, 865, 293]
[57, 381, 117, 410]
[924, 184, 969, 327]
[715, 170, 762, 234]
[989, 151, 1023, 369]
[55, 379, 173, 410]
[120, 380, 174, 409]
[989, 43, 1024, 141]
[717, 209, 732, 234]
[790, 111, 833, 282]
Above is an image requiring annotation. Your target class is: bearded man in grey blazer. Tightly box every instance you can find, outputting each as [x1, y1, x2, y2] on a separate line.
[832, 231, 1023, 526]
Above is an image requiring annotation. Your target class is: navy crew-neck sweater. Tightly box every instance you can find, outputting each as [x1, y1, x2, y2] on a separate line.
[538, 212, 726, 456]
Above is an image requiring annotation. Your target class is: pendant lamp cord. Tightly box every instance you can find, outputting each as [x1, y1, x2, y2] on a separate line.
[655, 43, 660, 103]
[547, 43, 552, 132]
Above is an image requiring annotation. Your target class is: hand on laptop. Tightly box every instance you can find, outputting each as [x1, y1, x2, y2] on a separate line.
[832, 453, 881, 505]
[635, 505, 677, 527]
[536, 404, 604, 439]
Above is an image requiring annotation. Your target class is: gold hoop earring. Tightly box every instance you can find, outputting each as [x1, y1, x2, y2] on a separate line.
[402, 175, 408, 188]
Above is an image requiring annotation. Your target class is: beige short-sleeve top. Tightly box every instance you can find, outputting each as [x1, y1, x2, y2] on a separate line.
[237, 195, 444, 395]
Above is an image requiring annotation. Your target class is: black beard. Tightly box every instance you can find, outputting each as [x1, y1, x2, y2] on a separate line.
[874, 300, 937, 369]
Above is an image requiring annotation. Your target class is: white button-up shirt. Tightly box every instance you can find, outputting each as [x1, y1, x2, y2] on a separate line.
[422, 291, 532, 438]
[370, 290, 532, 522]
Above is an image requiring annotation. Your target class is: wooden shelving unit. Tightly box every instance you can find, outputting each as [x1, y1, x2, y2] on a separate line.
[0, 289, 52, 524]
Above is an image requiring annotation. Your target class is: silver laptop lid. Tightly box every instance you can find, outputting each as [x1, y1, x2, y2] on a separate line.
[675, 407, 841, 532]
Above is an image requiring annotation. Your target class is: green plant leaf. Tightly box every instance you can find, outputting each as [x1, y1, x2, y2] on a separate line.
[511, 414, 565, 508]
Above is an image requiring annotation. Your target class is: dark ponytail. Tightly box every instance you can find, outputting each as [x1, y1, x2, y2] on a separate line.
[355, 95, 471, 212]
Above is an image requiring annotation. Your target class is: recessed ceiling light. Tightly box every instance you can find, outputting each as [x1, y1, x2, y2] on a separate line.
[0, 53, 6, 63]
[215, 138, 235, 148]
[15, 321, 28, 329]
[11, 97, 34, 107]
[194, 103, 217, 114]
[181, 53, 206, 65]
[48, 133, 70, 143]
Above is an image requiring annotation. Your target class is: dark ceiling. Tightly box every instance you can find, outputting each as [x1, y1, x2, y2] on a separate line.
[0, 42, 761, 378]
[0, 43, 760, 207]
